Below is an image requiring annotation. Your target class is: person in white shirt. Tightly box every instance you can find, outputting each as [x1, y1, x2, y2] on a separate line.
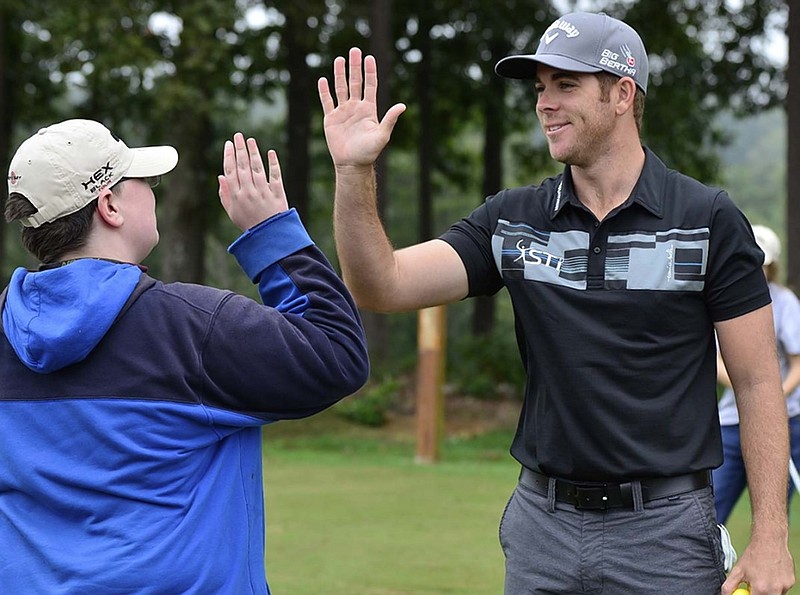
[714, 224, 800, 523]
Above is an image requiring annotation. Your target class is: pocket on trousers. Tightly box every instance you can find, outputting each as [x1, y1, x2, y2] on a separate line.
[498, 487, 518, 553]
[634, 487, 726, 590]
[688, 488, 728, 585]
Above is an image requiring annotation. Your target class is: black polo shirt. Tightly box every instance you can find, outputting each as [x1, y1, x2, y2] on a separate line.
[440, 148, 769, 481]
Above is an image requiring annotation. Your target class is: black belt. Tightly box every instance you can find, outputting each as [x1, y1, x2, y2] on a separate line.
[519, 467, 711, 511]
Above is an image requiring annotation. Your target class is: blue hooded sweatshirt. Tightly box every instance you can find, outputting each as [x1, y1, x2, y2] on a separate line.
[0, 209, 368, 594]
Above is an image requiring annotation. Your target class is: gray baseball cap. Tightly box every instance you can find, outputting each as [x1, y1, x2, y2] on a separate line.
[495, 12, 649, 94]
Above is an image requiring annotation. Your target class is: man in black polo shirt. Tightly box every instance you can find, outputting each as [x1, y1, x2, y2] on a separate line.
[317, 11, 794, 594]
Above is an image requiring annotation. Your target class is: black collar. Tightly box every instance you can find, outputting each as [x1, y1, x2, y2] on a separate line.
[549, 147, 666, 220]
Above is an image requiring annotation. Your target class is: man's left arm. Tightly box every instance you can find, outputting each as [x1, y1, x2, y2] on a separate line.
[716, 304, 795, 595]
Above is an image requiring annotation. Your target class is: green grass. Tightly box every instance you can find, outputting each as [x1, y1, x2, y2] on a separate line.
[261, 412, 800, 594]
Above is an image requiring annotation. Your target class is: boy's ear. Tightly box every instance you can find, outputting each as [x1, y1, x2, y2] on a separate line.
[95, 186, 124, 228]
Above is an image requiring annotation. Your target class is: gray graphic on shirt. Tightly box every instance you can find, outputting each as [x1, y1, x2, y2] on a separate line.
[493, 220, 707, 291]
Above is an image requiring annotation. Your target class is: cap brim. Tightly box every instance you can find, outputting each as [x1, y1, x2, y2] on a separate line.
[495, 54, 602, 79]
[126, 146, 179, 177]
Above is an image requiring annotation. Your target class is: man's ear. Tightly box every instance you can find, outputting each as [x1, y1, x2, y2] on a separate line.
[95, 186, 124, 228]
[615, 77, 637, 116]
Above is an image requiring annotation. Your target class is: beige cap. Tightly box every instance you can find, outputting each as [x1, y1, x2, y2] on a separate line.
[6, 119, 178, 228]
[752, 224, 781, 266]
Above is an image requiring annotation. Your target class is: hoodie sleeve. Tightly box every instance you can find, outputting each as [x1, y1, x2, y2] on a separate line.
[227, 209, 313, 315]
[200, 209, 369, 420]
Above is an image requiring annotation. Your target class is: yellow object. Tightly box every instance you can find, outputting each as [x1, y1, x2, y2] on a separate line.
[731, 588, 750, 595]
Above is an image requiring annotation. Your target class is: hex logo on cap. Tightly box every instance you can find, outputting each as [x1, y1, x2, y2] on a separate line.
[79, 162, 115, 195]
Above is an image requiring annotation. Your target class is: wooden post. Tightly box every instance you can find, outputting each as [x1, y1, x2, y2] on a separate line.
[415, 305, 447, 464]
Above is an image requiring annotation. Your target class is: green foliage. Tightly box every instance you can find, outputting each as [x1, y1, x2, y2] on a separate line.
[719, 108, 787, 229]
[334, 376, 403, 427]
[563, 0, 787, 182]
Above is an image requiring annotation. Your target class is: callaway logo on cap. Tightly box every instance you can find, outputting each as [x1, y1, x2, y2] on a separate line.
[6, 119, 179, 228]
[494, 12, 649, 94]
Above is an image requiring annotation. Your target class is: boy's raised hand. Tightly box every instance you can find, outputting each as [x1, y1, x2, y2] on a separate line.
[218, 133, 289, 231]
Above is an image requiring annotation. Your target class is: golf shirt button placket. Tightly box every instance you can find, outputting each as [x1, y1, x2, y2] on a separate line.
[593, 246, 602, 254]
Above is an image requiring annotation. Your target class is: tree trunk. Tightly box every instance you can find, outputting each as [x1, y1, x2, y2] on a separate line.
[160, 112, 213, 283]
[361, 0, 394, 366]
[472, 41, 506, 336]
[283, 8, 313, 221]
[787, 0, 800, 290]
[371, 0, 393, 226]
[418, 17, 433, 242]
[0, 4, 15, 282]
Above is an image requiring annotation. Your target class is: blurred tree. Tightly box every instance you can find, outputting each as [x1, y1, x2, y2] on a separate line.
[451, 1, 556, 335]
[279, 3, 316, 221]
[369, 0, 394, 225]
[611, 0, 787, 179]
[719, 109, 786, 230]
[363, 0, 394, 364]
[787, 0, 798, 289]
[387, 2, 506, 337]
[0, 0, 20, 282]
[155, 2, 246, 282]
[6, 0, 258, 283]
[2, 0, 790, 379]
[320, 0, 397, 365]
[0, 0, 65, 282]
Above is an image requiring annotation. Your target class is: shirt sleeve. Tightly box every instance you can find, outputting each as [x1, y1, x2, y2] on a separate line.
[439, 194, 505, 297]
[227, 209, 314, 314]
[200, 211, 370, 420]
[704, 191, 771, 322]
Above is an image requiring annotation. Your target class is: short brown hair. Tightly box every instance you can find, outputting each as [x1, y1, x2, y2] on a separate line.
[596, 72, 645, 133]
[5, 193, 99, 264]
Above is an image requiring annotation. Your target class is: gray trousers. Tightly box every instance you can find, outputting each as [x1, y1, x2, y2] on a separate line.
[499, 477, 726, 594]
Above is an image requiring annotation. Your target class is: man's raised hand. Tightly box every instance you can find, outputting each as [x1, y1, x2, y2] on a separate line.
[318, 47, 406, 169]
